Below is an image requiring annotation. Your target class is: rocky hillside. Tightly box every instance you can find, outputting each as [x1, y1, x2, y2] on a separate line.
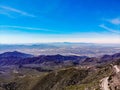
[0, 64, 113, 90]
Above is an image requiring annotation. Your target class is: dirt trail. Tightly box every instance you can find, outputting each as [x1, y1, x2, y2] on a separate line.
[114, 65, 120, 73]
[101, 77, 110, 90]
[101, 65, 120, 90]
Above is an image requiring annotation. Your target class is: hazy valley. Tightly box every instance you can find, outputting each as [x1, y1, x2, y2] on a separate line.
[1, 43, 120, 57]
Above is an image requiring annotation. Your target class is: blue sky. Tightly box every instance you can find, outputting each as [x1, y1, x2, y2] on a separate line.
[0, 0, 120, 44]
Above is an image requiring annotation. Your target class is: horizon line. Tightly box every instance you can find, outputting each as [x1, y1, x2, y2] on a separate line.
[0, 42, 120, 45]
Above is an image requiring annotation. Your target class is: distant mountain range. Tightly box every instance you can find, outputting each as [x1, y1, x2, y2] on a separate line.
[0, 51, 33, 58]
[0, 51, 33, 65]
[0, 51, 120, 66]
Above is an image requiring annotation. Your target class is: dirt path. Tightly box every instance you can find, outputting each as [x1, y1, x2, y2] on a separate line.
[101, 65, 120, 90]
[101, 77, 110, 90]
[114, 65, 120, 73]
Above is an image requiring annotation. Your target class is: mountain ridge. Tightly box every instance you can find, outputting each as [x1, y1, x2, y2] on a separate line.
[0, 51, 120, 66]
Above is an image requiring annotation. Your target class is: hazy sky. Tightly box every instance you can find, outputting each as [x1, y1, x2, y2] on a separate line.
[0, 0, 120, 44]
